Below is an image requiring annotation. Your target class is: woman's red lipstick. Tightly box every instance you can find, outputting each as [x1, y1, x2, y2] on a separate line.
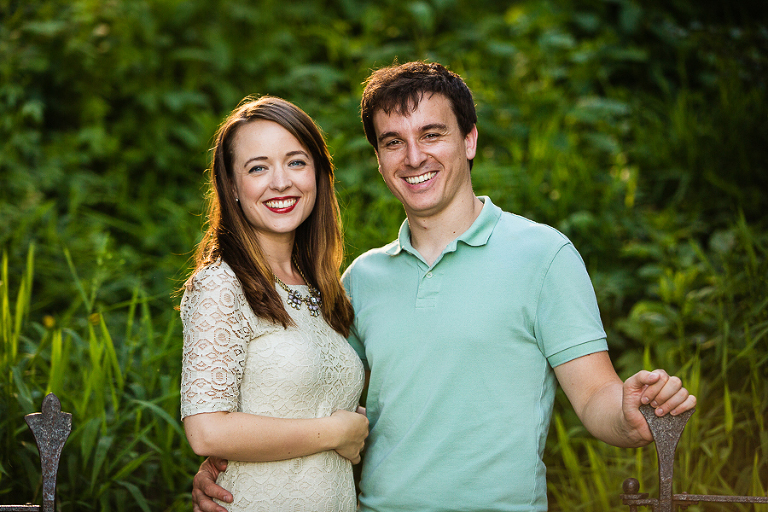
[263, 196, 299, 213]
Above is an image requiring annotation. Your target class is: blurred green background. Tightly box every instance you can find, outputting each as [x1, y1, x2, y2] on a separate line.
[1, 0, 766, 510]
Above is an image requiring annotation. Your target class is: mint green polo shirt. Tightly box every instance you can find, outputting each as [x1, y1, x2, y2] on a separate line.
[342, 196, 608, 512]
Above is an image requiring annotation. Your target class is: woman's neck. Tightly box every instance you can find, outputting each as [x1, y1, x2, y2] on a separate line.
[255, 231, 303, 285]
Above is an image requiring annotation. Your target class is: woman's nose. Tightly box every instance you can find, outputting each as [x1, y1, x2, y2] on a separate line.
[270, 166, 292, 190]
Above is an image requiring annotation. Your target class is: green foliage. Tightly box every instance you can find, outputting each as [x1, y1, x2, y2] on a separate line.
[0, 246, 195, 510]
[546, 214, 768, 510]
[1, 0, 766, 509]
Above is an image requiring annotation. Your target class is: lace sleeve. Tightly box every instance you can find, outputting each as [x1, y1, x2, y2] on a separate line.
[180, 263, 252, 419]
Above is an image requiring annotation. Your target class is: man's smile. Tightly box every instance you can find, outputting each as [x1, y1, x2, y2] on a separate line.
[403, 171, 437, 185]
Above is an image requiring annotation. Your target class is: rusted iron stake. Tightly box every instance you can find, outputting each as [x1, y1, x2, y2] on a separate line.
[640, 404, 695, 512]
[621, 404, 768, 510]
[25, 394, 72, 512]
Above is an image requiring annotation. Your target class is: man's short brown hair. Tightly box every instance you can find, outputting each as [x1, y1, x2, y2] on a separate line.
[361, 61, 478, 152]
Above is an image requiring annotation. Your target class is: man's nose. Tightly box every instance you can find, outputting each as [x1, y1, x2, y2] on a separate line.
[404, 142, 427, 168]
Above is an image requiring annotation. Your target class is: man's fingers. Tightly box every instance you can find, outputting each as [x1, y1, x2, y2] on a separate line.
[639, 370, 670, 404]
[634, 370, 696, 417]
[670, 394, 697, 416]
[192, 467, 232, 509]
[648, 375, 682, 407]
[192, 487, 230, 512]
[192, 488, 223, 512]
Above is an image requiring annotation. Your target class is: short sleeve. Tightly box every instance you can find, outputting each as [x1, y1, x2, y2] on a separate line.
[535, 243, 608, 367]
[180, 264, 252, 419]
[341, 265, 369, 370]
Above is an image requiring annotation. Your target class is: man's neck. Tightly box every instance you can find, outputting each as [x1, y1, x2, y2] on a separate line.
[406, 194, 484, 266]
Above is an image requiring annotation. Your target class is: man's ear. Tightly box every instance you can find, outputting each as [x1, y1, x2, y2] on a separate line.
[464, 125, 478, 161]
[375, 151, 383, 177]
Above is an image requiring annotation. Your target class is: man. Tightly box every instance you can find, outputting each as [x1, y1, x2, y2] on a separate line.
[192, 61, 695, 511]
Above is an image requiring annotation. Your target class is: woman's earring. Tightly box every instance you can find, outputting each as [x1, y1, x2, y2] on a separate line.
[235, 198, 239, 202]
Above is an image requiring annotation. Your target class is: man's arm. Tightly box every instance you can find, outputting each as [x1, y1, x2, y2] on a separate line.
[554, 351, 697, 448]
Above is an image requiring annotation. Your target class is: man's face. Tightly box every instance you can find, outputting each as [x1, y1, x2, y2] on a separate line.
[372, 93, 478, 221]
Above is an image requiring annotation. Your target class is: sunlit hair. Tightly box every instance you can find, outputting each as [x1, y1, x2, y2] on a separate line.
[188, 96, 353, 336]
[361, 61, 478, 169]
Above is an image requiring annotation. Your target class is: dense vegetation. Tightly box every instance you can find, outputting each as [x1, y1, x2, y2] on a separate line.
[1, 0, 766, 510]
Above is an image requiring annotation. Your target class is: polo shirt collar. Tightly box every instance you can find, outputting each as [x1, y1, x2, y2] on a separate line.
[385, 196, 502, 258]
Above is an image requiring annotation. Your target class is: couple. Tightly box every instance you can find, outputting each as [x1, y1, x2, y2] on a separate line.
[181, 61, 696, 512]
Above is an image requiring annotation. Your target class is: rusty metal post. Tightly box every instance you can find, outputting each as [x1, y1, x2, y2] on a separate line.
[23, 393, 72, 512]
[621, 404, 768, 510]
[639, 404, 695, 512]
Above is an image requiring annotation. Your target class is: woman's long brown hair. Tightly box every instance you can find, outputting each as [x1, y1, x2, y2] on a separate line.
[188, 96, 353, 337]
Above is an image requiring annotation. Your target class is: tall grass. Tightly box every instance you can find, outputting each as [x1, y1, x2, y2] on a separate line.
[544, 216, 768, 511]
[0, 246, 197, 511]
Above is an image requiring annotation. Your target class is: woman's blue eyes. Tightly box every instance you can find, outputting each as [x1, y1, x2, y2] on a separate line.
[248, 160, 306, 174]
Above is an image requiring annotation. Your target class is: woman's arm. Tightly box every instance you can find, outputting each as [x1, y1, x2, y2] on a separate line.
[183, 408, 368, 463]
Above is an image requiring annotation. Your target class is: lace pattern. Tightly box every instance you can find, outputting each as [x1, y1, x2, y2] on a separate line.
[180, 261, 364, 511]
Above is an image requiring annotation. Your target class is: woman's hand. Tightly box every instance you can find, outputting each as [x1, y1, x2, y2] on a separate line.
[327, 407, 368, 464]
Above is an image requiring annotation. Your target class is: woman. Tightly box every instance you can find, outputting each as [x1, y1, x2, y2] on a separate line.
[180, 96, 368, 511]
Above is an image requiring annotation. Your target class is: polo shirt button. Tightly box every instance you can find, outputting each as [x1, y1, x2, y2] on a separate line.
[426, 272, 433, 278]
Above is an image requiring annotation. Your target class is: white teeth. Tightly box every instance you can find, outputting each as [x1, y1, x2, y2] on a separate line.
[265, 198, 297, 209]
[404, 172, 436, 185]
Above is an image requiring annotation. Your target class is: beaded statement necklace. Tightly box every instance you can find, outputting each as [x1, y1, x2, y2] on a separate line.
[272, 261, 322, 317]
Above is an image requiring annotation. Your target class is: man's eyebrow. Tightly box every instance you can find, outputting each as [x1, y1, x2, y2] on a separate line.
[377, 123, 449, 144]
[422, 123, 448, 133]
[377, 131, 399, 143]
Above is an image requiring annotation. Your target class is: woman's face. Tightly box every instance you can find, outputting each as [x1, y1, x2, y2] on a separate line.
[230, 120, 317, 244]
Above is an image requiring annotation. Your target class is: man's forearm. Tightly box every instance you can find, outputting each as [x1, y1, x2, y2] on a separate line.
[578, 380, 650, 448]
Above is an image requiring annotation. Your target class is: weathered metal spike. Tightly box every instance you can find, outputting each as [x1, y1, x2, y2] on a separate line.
[24, 394, 72, 512]
[639, 404, 695, 512]
[621, 405, 768, 510]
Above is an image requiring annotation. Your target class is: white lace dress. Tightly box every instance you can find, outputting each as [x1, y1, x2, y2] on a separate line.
[180, 261, 364, 512]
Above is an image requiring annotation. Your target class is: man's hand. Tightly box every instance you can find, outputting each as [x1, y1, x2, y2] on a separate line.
[192, 457, 231, 512]
[555, 352, 697, 448]
[622, 369, 697, 443]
